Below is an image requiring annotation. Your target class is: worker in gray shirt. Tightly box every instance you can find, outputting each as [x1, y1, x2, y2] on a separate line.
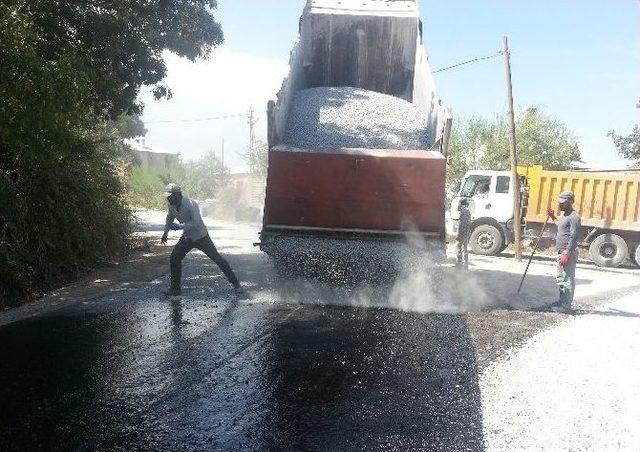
[547, 191, 581, 311]
[161, 183, 241, 296]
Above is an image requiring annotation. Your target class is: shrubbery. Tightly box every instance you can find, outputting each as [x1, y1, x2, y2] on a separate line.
[126, 150, 228, 210]
[0, 8, 131, 306]
[1, 2, 223, 307]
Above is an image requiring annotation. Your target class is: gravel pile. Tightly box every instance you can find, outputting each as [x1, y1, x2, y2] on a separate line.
[480, 291, 640, 450]
[283, 87, 431, 150]
[262, 235, 496, 313]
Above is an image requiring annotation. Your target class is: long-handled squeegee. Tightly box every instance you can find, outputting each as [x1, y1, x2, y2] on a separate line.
[517, 214, 551, 294]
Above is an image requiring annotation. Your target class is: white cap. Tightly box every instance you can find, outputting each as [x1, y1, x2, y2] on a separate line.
[164, 183, 181, 198]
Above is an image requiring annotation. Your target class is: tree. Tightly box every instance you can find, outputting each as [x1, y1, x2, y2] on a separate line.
[116, 114, 147, 140]
[0, 2, 223, 305]
[447, 109, 580, 195]
[182, 151, 228, 200]
[5, 0, 224, 116]
[608, 126, 640, 167]
[242, 140, 269, 176]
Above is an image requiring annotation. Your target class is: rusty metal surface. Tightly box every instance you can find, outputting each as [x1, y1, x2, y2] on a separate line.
[263, 147, 445, 234]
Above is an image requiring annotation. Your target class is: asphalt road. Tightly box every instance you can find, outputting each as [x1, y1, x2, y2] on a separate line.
[1, 214, 638, 451]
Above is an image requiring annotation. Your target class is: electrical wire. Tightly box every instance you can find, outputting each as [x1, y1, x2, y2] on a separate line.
[433, 51, 504, 74]
[145, 113, 246, 124]
[146, 52, 504, 123]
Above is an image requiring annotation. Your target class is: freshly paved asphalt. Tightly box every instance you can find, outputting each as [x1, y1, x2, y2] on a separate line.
[1, 216, 634, 451]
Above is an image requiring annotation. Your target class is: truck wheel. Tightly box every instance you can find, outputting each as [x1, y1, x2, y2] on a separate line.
[589, 234, 629, 268]
[633, 244, 640, 268]
[469, 224, 504, 256]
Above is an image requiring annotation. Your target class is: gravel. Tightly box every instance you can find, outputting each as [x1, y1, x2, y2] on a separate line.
[283, 87, 431, 150]
[262, 235, 499, 313]
[480, 291, 640, 451]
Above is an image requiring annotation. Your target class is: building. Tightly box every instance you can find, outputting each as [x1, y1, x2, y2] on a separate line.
[227, 173, 267, 211]
[127, 138, 179, 170]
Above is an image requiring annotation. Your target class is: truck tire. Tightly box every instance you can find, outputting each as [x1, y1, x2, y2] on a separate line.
[633, 244, 640, 268]
[589, 234, 629, 268]
[469, 224, 504, 256]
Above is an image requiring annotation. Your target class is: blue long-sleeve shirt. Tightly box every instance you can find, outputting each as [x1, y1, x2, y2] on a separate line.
[165, 197, 208, 241]
[555, 209, 581, 252]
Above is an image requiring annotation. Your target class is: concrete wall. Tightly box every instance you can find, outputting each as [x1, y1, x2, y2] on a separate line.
[132, 149, 178, 170]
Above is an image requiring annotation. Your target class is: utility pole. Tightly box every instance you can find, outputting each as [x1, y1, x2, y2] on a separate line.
[248, 106, 257, 174]
[503, 36, 522, 261]
[221, 137, 225, 167]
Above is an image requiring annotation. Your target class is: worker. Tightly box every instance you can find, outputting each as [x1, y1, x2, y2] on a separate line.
[547, 191, 581, 312]
[456, 198, 472, 269]
[161, 183, 242, 296]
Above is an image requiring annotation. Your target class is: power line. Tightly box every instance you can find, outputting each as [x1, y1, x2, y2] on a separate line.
[433, 51, 504, 74]
[145, 113, 246, 124]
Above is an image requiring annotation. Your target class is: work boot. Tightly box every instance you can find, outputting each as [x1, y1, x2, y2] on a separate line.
[549, 304, 573, 314]
[234, 284, 250, 300]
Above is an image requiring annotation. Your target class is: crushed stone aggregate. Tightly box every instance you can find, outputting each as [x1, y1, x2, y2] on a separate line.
[283, 87, 431, 150]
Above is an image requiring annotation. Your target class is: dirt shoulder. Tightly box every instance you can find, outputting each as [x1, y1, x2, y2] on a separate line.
[0, 227, 172, 328]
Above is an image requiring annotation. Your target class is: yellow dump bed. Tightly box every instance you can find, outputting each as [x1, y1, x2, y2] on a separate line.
[519, 165, 640, 232]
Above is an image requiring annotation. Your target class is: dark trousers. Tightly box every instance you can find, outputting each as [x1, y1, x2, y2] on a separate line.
[170, 235, 239, 290]
[456, 238, 469, 268]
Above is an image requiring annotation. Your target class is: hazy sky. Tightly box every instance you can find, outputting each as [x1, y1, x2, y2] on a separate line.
[138, 0, 640, 172]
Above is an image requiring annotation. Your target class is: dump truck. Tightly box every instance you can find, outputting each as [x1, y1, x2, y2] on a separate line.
[450, 165, 640, 268]
[259, 0, 452, 273]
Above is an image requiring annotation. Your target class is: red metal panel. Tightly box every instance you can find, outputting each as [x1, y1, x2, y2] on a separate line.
[263, 146, 446, 234]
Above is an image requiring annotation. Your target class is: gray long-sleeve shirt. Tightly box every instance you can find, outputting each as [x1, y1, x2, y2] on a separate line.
[555, 209, 581, 252]
[164, 197, 208, 241]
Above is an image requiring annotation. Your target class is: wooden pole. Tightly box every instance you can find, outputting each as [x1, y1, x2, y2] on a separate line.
[248, 107, 256, 174]
[503, 36, 522, 261]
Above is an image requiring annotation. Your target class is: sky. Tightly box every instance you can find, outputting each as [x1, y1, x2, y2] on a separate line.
[138, 0, 640, 172]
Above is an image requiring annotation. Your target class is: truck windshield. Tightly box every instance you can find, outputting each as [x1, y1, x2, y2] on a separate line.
[460, 175, 492, 197]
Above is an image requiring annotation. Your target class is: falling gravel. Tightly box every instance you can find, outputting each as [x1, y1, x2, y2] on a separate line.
[283, 87, 431, 150]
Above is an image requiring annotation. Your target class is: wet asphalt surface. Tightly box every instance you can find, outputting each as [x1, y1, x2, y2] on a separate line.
[0, 219, 618, 451]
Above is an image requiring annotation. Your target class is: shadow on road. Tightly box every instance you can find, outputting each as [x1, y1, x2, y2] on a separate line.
[259, 302, 484, 451]
[6, 243, 624, 450]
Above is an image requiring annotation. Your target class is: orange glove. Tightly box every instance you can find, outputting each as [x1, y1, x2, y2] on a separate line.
[546, 208, 557, 221]
[559, 250, 570, 267]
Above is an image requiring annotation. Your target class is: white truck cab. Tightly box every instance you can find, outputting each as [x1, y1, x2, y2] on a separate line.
[451, 170, 526, 255]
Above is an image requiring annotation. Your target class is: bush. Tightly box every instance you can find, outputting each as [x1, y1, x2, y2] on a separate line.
[0, 143, 132, 307]
[0, 7, 131, 307]
[126, 151, 228, 210]
[127, 166, 174, 210]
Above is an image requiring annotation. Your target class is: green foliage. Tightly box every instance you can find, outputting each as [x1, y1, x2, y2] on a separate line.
[5, 0, 224, 116]
[447, 109, 581, 194]
[116, 114, 148, 139]
[243, 140, 269, 176]
[0, 6, 95, 164]
[127, 166, 171, 210]
[182, 151, 229, 199]
[126, 151, 228, 210]
[608, 125, 640, 166]
[0, 2, 224, 306]
[0, 132, 132, 306]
